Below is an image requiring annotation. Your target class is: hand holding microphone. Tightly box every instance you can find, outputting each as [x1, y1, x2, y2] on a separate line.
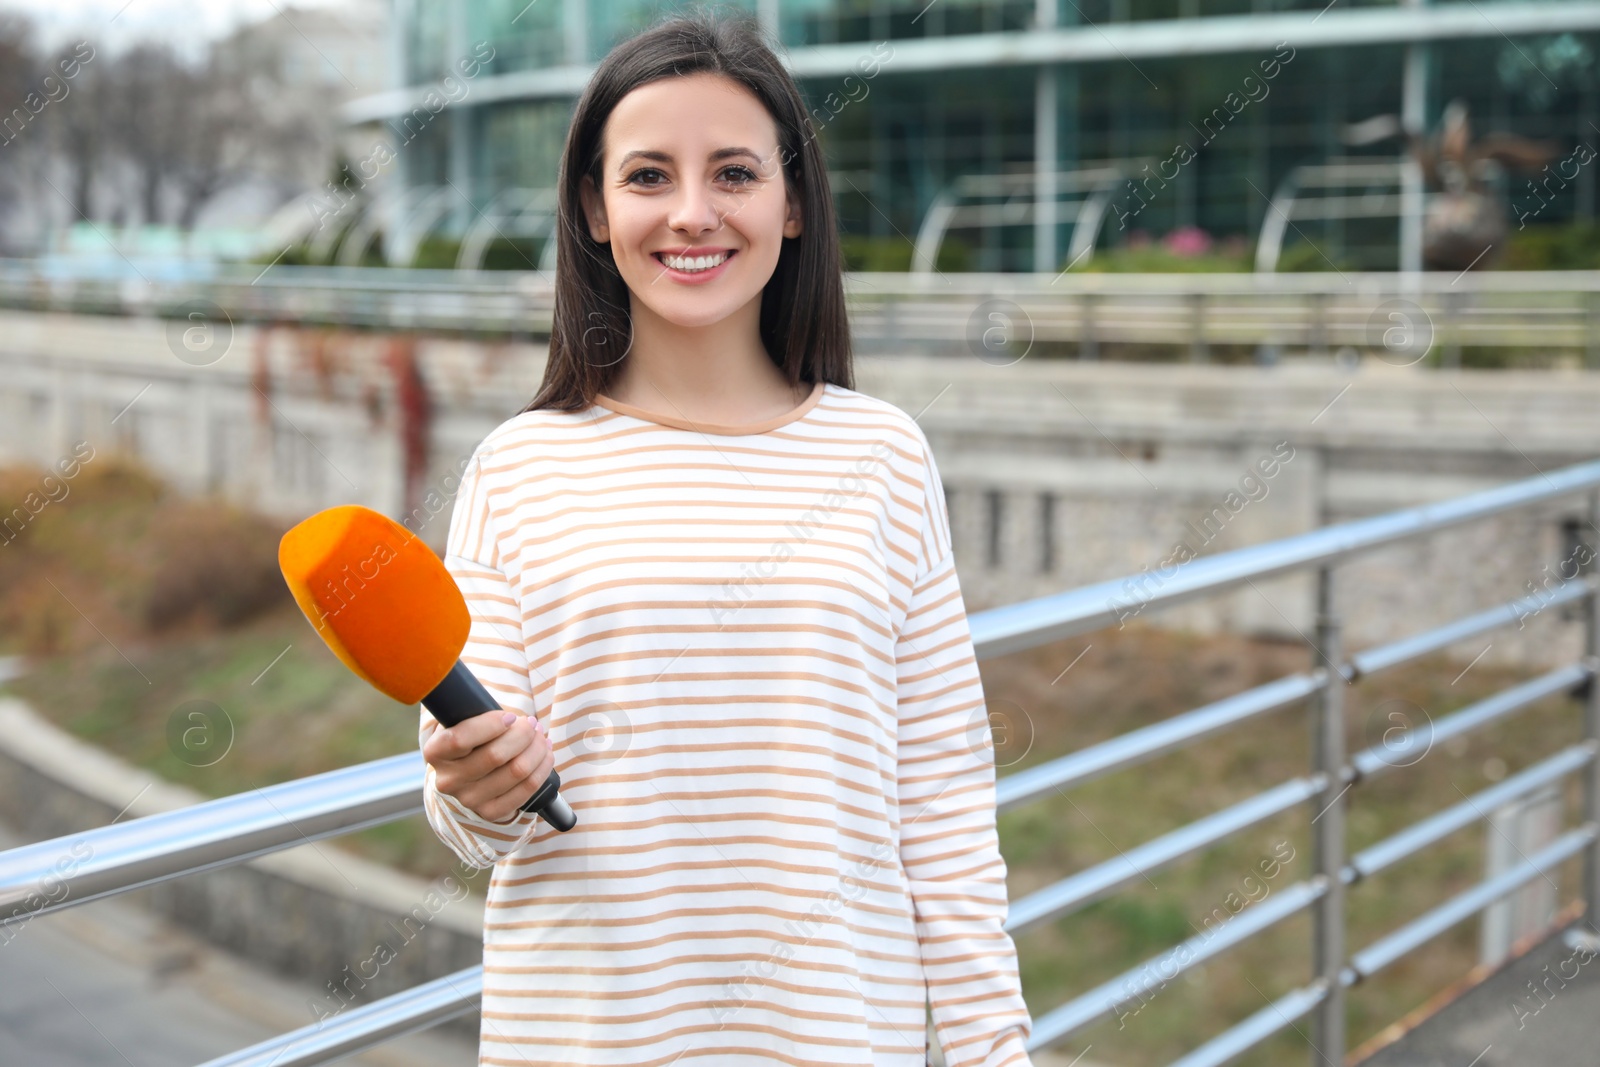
[423, 706, 556, 826]
[277, 504, 577, 832]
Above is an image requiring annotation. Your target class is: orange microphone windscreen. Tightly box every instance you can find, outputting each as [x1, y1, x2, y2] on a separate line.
[278, 505, 470, 705]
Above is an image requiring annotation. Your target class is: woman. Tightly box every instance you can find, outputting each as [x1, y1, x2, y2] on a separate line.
[418, 12, 1033, 1066]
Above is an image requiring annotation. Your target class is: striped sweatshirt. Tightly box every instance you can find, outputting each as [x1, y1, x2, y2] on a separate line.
[418, 379, 1034, 1067]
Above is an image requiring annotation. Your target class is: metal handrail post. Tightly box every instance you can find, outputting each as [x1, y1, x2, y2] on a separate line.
[1310, 564, 1347, 1063]
[1581, 489, 1600, 946]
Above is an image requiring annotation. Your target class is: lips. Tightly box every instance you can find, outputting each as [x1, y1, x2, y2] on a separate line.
[655, 249, 733, 273]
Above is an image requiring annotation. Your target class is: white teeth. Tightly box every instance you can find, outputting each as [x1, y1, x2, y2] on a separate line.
[662, 251, 729, 272]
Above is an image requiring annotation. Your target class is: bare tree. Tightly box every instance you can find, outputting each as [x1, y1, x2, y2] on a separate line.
[0, 13, 39, 233]
[46, 40, 108, 224]
[170, 52, 273, 231]
[0, 14, 352, 247]
[0, 14, 36, 136]
[100, 38, 320, 231]
[104, 42, 186, 225]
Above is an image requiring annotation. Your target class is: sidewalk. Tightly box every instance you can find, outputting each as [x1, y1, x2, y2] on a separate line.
[0, 817, 480, 1067]
[1357, 921, 1600, 1067]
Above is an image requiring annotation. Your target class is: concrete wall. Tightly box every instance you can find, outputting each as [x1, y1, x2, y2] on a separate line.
[854, 355, 1600, 668]
[3, 309, 1597, 667]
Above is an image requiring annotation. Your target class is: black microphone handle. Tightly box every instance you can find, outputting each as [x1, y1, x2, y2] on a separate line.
[422, 660, 577, 831]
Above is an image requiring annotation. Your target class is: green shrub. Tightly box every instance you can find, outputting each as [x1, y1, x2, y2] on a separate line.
[840, 234, 974, 272]
[409, 235, 463, 271]
[1502, 220, 1600, 270]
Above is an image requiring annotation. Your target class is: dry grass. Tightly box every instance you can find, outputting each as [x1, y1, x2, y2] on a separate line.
[986, 627, 1585, 1065]
[0, 456, 290, 654]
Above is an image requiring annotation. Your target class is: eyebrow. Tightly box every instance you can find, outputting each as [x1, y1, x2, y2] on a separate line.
[616, 146, 764, 170]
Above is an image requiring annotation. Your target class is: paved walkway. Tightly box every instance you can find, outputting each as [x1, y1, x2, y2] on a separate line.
[0, 818, 480, 1067]
[1359, 922, 1600, 1067]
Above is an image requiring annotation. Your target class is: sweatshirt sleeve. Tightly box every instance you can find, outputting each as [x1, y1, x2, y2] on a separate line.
[417, 437, 545, 871]
[895, 434, 1034, 1067]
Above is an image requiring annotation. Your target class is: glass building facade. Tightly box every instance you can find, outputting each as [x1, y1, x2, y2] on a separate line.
[361, 1, 1600, 272]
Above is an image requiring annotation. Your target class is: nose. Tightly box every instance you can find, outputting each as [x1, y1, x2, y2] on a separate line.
[667, 181, 723, 237]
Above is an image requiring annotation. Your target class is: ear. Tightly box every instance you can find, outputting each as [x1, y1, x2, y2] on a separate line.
[580, 174, 609, 243]
[782, 181, 803, 240]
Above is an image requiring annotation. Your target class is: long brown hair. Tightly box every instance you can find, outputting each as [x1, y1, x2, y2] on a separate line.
[519, 10, 853, 415]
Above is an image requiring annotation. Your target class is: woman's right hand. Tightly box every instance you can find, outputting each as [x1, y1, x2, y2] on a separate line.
[422, 710, 554, 824]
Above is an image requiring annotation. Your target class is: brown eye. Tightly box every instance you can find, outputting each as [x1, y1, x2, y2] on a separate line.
[626, 167, 667, 187]
[718, 165, 758, 185]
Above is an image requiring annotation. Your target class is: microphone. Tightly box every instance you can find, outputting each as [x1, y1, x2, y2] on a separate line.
[277, 504, 577, 832]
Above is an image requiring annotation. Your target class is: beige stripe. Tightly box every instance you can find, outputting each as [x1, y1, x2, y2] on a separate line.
[544, 713, 897, 764]
[552, 665, 892, 714]
[517, 575, 898, 637]
[492, 825, 902, 876]
[478, 880, 914, 921]
[900, 810, 1000, 853]
[480, 876, 915, 921]
[550, 641, 897, 694]
[940, 1023, 1030, 1062]
[486, 459, 917, 512]
[538, 618, 898, 672]
[537, 761, 896, 807]
[524, 617, 902, 684]
[482, 972, 925, 1009]
[898, 705, 987, 747]
[483, 903, 917, 941]
[523, 596, 894, 648]
[915, 863, 998, 889]
[553, 730, 890, 780]
[481, 951, 924, 986]
[536, 549, 899, 607]
[499, 508, 928, 566]
[502, 523, 921, 579]
[530, 690, 896, 748]
[506, 822, 900, 869]
[489, 796, 902, 857]
[897, 587, 965, 641]
[480, 412, 924, 476]
[496, 492, 920, 558]
[480, 1035, 923, 1066]
[484, 929, 923, 965]
[421, 786, 482, 862]
[480, 995, 925, 1031]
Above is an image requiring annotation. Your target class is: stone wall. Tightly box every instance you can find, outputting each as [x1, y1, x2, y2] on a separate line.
[854, 355, 1599, 669]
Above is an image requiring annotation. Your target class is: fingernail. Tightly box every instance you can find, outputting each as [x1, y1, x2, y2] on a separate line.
[501, 712, 516, 725]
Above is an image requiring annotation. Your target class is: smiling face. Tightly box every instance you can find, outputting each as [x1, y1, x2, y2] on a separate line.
[580, 72, 803, 332]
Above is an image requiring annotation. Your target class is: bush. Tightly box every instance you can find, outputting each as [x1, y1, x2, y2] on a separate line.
[1077, 230, 1252, 273]
[480, 236, 545, 271]
[408, 235, 461, 271]
[840, 234, 974, 272]
[138, 501, 292, 630]
[1502, 220, 1600, 270]
[0, 455, 292, 656]
[1276, 239, 1359, 273]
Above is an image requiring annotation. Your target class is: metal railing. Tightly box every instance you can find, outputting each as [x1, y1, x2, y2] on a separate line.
[2, 458, 1599, 1066]
[4, 258, 1600, 365]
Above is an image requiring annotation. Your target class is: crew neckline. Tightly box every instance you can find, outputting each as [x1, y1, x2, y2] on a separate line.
[590, 380, 827, 436]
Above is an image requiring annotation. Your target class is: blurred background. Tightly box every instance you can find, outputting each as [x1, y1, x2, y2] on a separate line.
[1, 2, 1600, 1067]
